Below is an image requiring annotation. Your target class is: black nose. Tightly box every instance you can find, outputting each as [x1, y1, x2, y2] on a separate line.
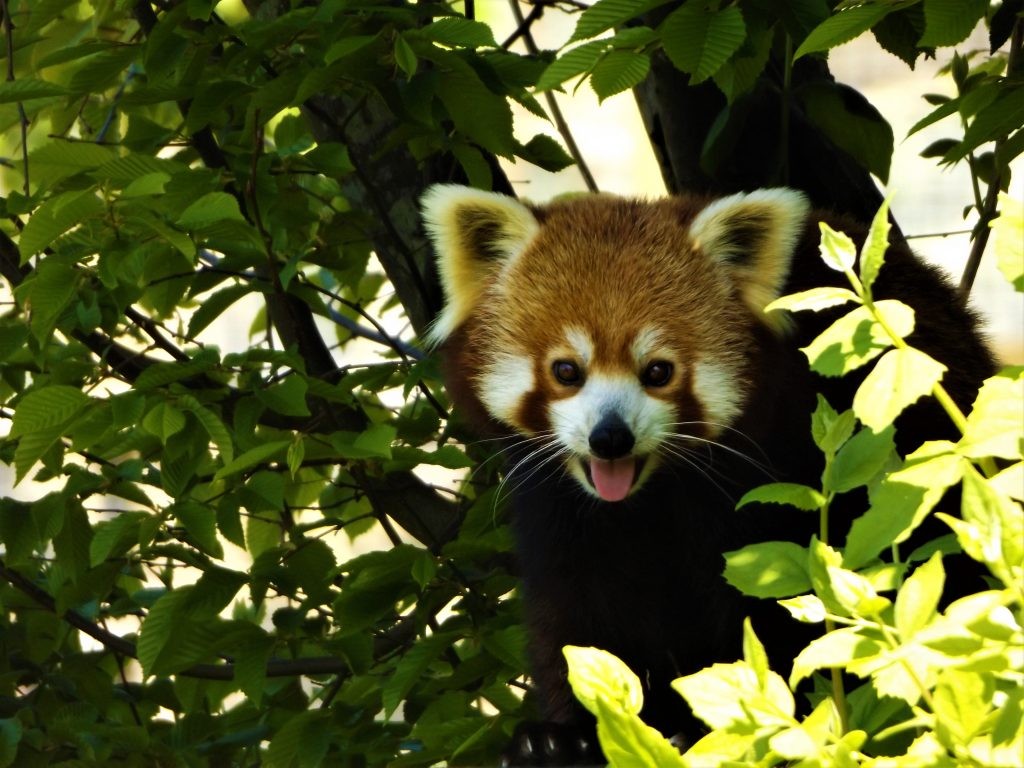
[588, 414, 635, 459]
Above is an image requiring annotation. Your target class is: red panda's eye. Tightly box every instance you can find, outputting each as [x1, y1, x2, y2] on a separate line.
[552, 360, 582, 386]
[641, 361, 673, 387]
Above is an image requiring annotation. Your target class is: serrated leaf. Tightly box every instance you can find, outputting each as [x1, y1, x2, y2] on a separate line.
[394, 34, 417, 78]
[853, 348, 947, 432]
[535, 40, 607, 92]
[589, 50, 650, 101]
[945, 87, 1024, 163]
[19, 189, 105, 258]
[90, 511, 147, 566]
[0, 77, 67, 103]
[569, 0, 672, 43]
[10, 386, 90, 438]
[818, 221, 857, 272]
[660, 2, 746, 85]
[794, 3, 891, 59]
[766, 286, 861, 314]
[737, 482, 825, 512]
[919, 0, 987, 48]
[434, 53, 515, 159]
[29, 141, 119, 188]
[803, 301, 915, 377]
[723, 541, 811, 598]
[516, 133, 575, 173]
[860, 197, 891, 294]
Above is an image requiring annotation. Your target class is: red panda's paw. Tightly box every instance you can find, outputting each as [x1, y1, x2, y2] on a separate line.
[500, 721, 603, 767]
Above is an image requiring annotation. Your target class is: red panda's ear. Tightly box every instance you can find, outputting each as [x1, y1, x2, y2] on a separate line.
[688, 188, 809, 333]
[421, 184, 539, 346]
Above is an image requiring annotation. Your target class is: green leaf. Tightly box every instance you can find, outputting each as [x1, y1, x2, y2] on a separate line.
[141, 401, 187, 442]
[894, 552, 944, 640]
[422, 17, 497, 48]
[812, 398, 857, 456]
[673, 660, 793, 731]
[991, 193, 1024, 291]
[778, 594, 827, 623]
[860, 197, 891, 294]
[945, 87, 1024, 163]
[382, 632, 457, 717]
[536, 39, 607, 91]
[19, 189, 105, 258]
[177, 192, 246, 229]
[737, 482, 825, 512]
[660, 2, 746, 85]
[256, 375, 310, 418]
[589, 50, 650, 101]
[794, 3, 892, 59]
[394, 33, 418, 78]
[28, 141, 119, 188]
[853, 348, 947, 432]
[826, 424, 895, 493]
[919, 0, 988, 48]
[516, 134, 575, 173]
[90, 511, 147, 566]
[10, 386, 89, 438]
[564, 645, 644, 717]
[723, 541, 811, 598]
[569, 0, 671, 43]
[330, 423, 397, 460]
[827, 565, 891, 616]
[0, 78, 67, 103]
[766, 286, 861, 315]
[0, 718, 22, 768]
[818, 221, 857, 273]
[803, 301, 915, 377]
[172, 500, 224, 558]
[790, 627, 882, 687]
[593, 696, 688, 768]
[323, 34, 377, 64]
[266, 711, 332, 768]
[434, 52, 515, 158]
[214, 440, 290, 480]
[960, 368, 1024, 460]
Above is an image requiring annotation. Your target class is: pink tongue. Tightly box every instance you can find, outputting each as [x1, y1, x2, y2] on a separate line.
[590, 457, 637, 502]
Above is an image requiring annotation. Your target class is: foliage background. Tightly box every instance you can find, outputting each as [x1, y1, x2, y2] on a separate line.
[0, 0, 1020, 766]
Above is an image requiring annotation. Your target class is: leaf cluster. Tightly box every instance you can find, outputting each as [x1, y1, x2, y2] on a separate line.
[565, 198, 1024, 767]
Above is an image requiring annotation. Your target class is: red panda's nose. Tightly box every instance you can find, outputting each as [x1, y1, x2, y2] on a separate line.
[589, 414, 635, 459]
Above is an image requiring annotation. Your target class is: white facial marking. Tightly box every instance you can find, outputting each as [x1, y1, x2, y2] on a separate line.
[479, 353, 534, 427]
[692, 358, 745, 432]
[564, 326, 594, 365]
[631, 326, 667, 367]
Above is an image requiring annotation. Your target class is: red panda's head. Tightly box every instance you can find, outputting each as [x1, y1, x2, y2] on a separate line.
[422, 186, 809, 502]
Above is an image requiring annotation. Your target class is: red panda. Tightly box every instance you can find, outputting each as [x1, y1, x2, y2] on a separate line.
[421, 185, 994, 765]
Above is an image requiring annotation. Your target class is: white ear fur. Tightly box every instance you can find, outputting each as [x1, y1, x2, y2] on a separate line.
[688, 188, 809, 332]
[421, 184, 539, 346]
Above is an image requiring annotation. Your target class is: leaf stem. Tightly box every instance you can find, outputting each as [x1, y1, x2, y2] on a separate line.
[818, 490, 850, 735]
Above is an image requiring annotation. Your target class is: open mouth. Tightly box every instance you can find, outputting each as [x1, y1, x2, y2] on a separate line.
[583, 456, 648, 502]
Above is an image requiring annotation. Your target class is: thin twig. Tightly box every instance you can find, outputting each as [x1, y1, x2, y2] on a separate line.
[508, 0, 599, 192]
[959, 18, 1022, 299]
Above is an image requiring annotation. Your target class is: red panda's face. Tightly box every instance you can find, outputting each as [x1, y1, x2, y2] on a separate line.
[422, 187, 809, 502]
